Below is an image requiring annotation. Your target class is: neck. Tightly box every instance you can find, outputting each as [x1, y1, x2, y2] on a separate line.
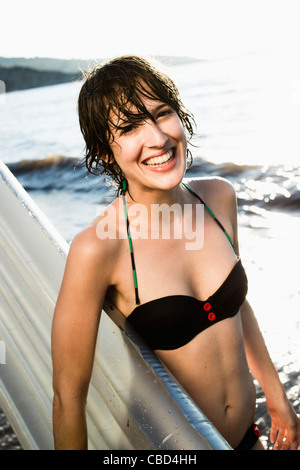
[125, 182, 187, 209]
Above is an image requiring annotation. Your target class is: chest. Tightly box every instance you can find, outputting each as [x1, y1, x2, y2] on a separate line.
[114, 210, 237, 313]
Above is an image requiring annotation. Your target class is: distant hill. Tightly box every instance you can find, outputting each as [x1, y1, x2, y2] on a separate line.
[0, 65, 81, 92]
[0, 57, 93, 75]
[0, 56, 201, 92]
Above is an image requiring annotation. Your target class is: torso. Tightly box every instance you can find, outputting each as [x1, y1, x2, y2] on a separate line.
[103, 177, 256, 447]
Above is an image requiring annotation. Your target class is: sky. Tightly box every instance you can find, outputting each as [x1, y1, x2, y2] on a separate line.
[1, 0, 300, 61]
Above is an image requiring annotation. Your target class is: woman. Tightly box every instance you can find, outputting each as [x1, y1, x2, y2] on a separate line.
[51, 56, 300, 450]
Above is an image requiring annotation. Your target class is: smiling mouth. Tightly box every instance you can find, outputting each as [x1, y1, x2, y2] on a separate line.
[143, 149, 175, 167]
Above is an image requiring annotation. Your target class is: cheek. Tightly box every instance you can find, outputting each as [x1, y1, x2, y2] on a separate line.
[110, 139, 141, 174]
[168, 116, 187, 144]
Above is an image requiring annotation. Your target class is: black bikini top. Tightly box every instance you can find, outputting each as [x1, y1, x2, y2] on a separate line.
[123, 183, 248, 350]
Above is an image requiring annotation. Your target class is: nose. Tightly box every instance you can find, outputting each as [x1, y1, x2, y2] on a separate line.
[143, 119, 168, 148]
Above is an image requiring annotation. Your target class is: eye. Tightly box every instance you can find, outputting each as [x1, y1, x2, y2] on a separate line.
[119, 123, 138, 135]
[156, 107, 174, 119]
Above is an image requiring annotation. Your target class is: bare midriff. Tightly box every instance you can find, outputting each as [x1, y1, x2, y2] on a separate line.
[155, 313, 257, 448]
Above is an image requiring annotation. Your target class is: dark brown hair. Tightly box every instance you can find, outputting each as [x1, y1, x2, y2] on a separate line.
[78, 55, 195, 193]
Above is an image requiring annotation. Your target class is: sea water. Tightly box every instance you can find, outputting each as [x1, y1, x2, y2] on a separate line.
[0, 51, 299, 449]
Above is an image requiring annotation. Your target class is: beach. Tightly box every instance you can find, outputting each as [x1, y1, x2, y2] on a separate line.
[0, 409, 22, 450]
[0, 52, 299, 449]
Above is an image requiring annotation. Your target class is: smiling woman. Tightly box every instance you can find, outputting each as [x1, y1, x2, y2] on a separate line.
[51, 55, 300, 451]
[78, 56, 195, 195]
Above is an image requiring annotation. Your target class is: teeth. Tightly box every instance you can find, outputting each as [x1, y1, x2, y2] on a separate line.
[144, 150, 174, 166]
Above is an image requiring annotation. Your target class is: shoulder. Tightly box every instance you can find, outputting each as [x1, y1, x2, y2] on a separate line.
[184, 176, 238, 244]
[67, 198, 124, 282]
[184, 176, 237, 208]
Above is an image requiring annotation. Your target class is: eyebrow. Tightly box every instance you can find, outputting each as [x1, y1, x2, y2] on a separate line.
[121, 102, 169, 123]
[147, 102, 170, 114]
[109, 100, 172, 136]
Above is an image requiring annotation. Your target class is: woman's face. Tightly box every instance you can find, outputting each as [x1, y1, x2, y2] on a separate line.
[108, 95, 187, 195]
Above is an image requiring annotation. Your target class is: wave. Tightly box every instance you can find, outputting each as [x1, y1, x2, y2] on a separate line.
[8, 155, 81, 176]
[7, 155, 300, 214]
[7, 155, 103, 193]
[187, 159, 300, 214]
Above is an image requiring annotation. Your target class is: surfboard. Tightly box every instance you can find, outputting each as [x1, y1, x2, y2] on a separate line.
[0, 160, 231, 450]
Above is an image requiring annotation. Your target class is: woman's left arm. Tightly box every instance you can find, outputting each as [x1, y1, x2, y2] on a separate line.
[224, 178, 300, 450]
[240, 300, 300, 450]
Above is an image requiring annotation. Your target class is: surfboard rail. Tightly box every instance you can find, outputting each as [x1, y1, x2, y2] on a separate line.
[0, 160, 231, 450]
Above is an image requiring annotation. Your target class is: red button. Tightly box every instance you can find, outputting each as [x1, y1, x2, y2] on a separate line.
[203, 302, 211, 311]
[253, 423, 260, 437]
[208, 312, 215, 321]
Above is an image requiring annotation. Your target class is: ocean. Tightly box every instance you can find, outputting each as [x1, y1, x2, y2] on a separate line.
[0, 51, 299, 450]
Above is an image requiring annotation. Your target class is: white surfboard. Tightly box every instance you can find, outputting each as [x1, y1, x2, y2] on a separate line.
[0, 160, 231, 450]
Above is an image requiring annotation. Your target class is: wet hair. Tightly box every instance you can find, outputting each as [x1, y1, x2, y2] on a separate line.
[78, 55, 195, 194]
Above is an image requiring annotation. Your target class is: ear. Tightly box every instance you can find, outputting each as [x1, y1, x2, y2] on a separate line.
[101, 154, 114, 164]
[96, 147, 115, 164]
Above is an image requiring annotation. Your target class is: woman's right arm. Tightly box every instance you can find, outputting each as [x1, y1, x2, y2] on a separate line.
[51, 228, 112, 449]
